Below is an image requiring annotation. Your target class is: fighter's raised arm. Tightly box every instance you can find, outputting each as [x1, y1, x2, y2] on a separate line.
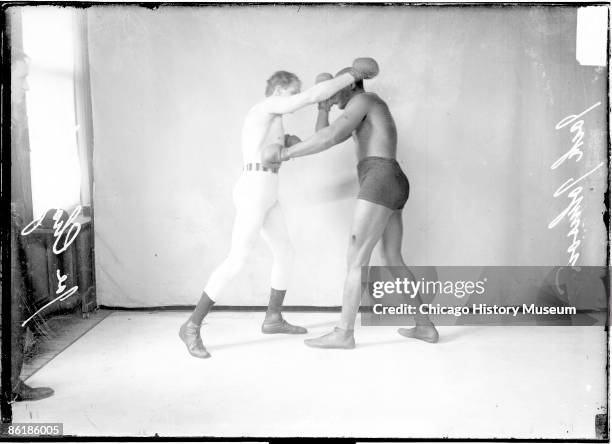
[274, 93, 372, 161]
[255, 58, 378, 115]
[314, 73, 334, 131]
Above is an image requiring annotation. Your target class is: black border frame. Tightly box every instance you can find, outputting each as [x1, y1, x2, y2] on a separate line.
[0, 2, 609, 442]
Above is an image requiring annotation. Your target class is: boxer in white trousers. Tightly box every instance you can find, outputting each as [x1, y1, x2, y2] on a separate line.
[179, 59, 380, 358]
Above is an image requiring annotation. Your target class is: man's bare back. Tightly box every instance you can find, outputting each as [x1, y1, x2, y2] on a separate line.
[349, 93, 398, 161]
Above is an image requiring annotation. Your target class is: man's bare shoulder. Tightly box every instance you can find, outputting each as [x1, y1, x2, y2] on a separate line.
[248, 98, 268, 114]
[347, 92, 384, 110]
[364, 92, 389, 107]
[246, 100, 274, 121]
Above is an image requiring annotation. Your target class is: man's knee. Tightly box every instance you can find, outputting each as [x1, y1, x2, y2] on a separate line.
[346, 234, 374, 268]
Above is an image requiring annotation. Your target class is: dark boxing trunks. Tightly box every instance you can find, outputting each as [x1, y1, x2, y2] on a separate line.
[357, 156, 410, 210]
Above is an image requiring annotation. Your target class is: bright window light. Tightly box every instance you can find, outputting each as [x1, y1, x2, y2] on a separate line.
[21, 6, 81, 219]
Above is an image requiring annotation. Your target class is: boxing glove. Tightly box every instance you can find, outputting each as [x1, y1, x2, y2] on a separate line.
[284, 134, 301, 148]
[349, 57, 379, 80]
[315, 72, 333, 84]
[261, 143, 284, 166]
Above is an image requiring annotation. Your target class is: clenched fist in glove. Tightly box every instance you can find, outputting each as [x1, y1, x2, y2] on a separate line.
[284, 134, 301, 148]
[348, 57, 379, 81]
[261, 143, 287, 167]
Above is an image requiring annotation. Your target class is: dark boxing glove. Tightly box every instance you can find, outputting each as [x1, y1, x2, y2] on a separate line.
[261, 143, 284, 167]
[348, 57, 379, 81]
[284, 134, 301, 148]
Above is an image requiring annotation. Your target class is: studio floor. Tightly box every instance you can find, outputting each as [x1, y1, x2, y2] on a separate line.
[13, 311, 607, 439]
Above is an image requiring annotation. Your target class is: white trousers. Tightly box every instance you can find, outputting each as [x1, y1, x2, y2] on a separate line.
[204, 171, 294, 302]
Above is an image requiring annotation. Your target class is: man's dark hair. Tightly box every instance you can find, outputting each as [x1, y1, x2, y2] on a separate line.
[265, 71, 301, 96]
[336, 67, 363, 90]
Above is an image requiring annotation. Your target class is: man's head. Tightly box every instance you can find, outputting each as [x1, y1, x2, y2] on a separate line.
[11, 52, 30, 106]
[265, 71, 301, 97]
[330, 67, 364, 110]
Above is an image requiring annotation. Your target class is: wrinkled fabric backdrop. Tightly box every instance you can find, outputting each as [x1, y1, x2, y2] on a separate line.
[88, 6, 608, 307]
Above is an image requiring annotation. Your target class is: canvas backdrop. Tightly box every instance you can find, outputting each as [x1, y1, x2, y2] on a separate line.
[87, 6, 608, 307]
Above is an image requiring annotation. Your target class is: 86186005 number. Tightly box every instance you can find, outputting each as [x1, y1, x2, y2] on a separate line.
[1, 423, 63, 436]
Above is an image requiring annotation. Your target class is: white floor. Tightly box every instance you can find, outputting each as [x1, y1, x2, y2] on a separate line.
[13, 311, 607, 439]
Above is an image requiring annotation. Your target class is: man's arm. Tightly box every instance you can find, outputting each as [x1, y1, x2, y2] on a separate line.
[256, 58, 379, 115]
[282, 94, 371, 160]
[314, 73, 333, 131]
[315, 102, 331, 131]
[256, 73, 356, 115]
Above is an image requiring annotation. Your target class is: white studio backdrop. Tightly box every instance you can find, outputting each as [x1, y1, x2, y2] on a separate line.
[86, 6, 608, 307]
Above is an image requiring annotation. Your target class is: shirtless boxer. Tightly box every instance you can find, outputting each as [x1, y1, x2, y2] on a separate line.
[262, 68, 439, 349]
[179, 59, 379, 358]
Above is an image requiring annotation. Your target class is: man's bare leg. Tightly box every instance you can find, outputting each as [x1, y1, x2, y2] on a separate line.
[380, 211, 439, 343]
[305, 199, 392, 349]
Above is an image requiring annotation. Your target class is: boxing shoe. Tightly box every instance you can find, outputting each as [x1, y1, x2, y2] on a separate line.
[12, 380, 54, 402]
[262, 318, 307, 334]
[397, 323, 439, 343]
[179, 320, 211, 359]
[304, 327, 355, 349]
